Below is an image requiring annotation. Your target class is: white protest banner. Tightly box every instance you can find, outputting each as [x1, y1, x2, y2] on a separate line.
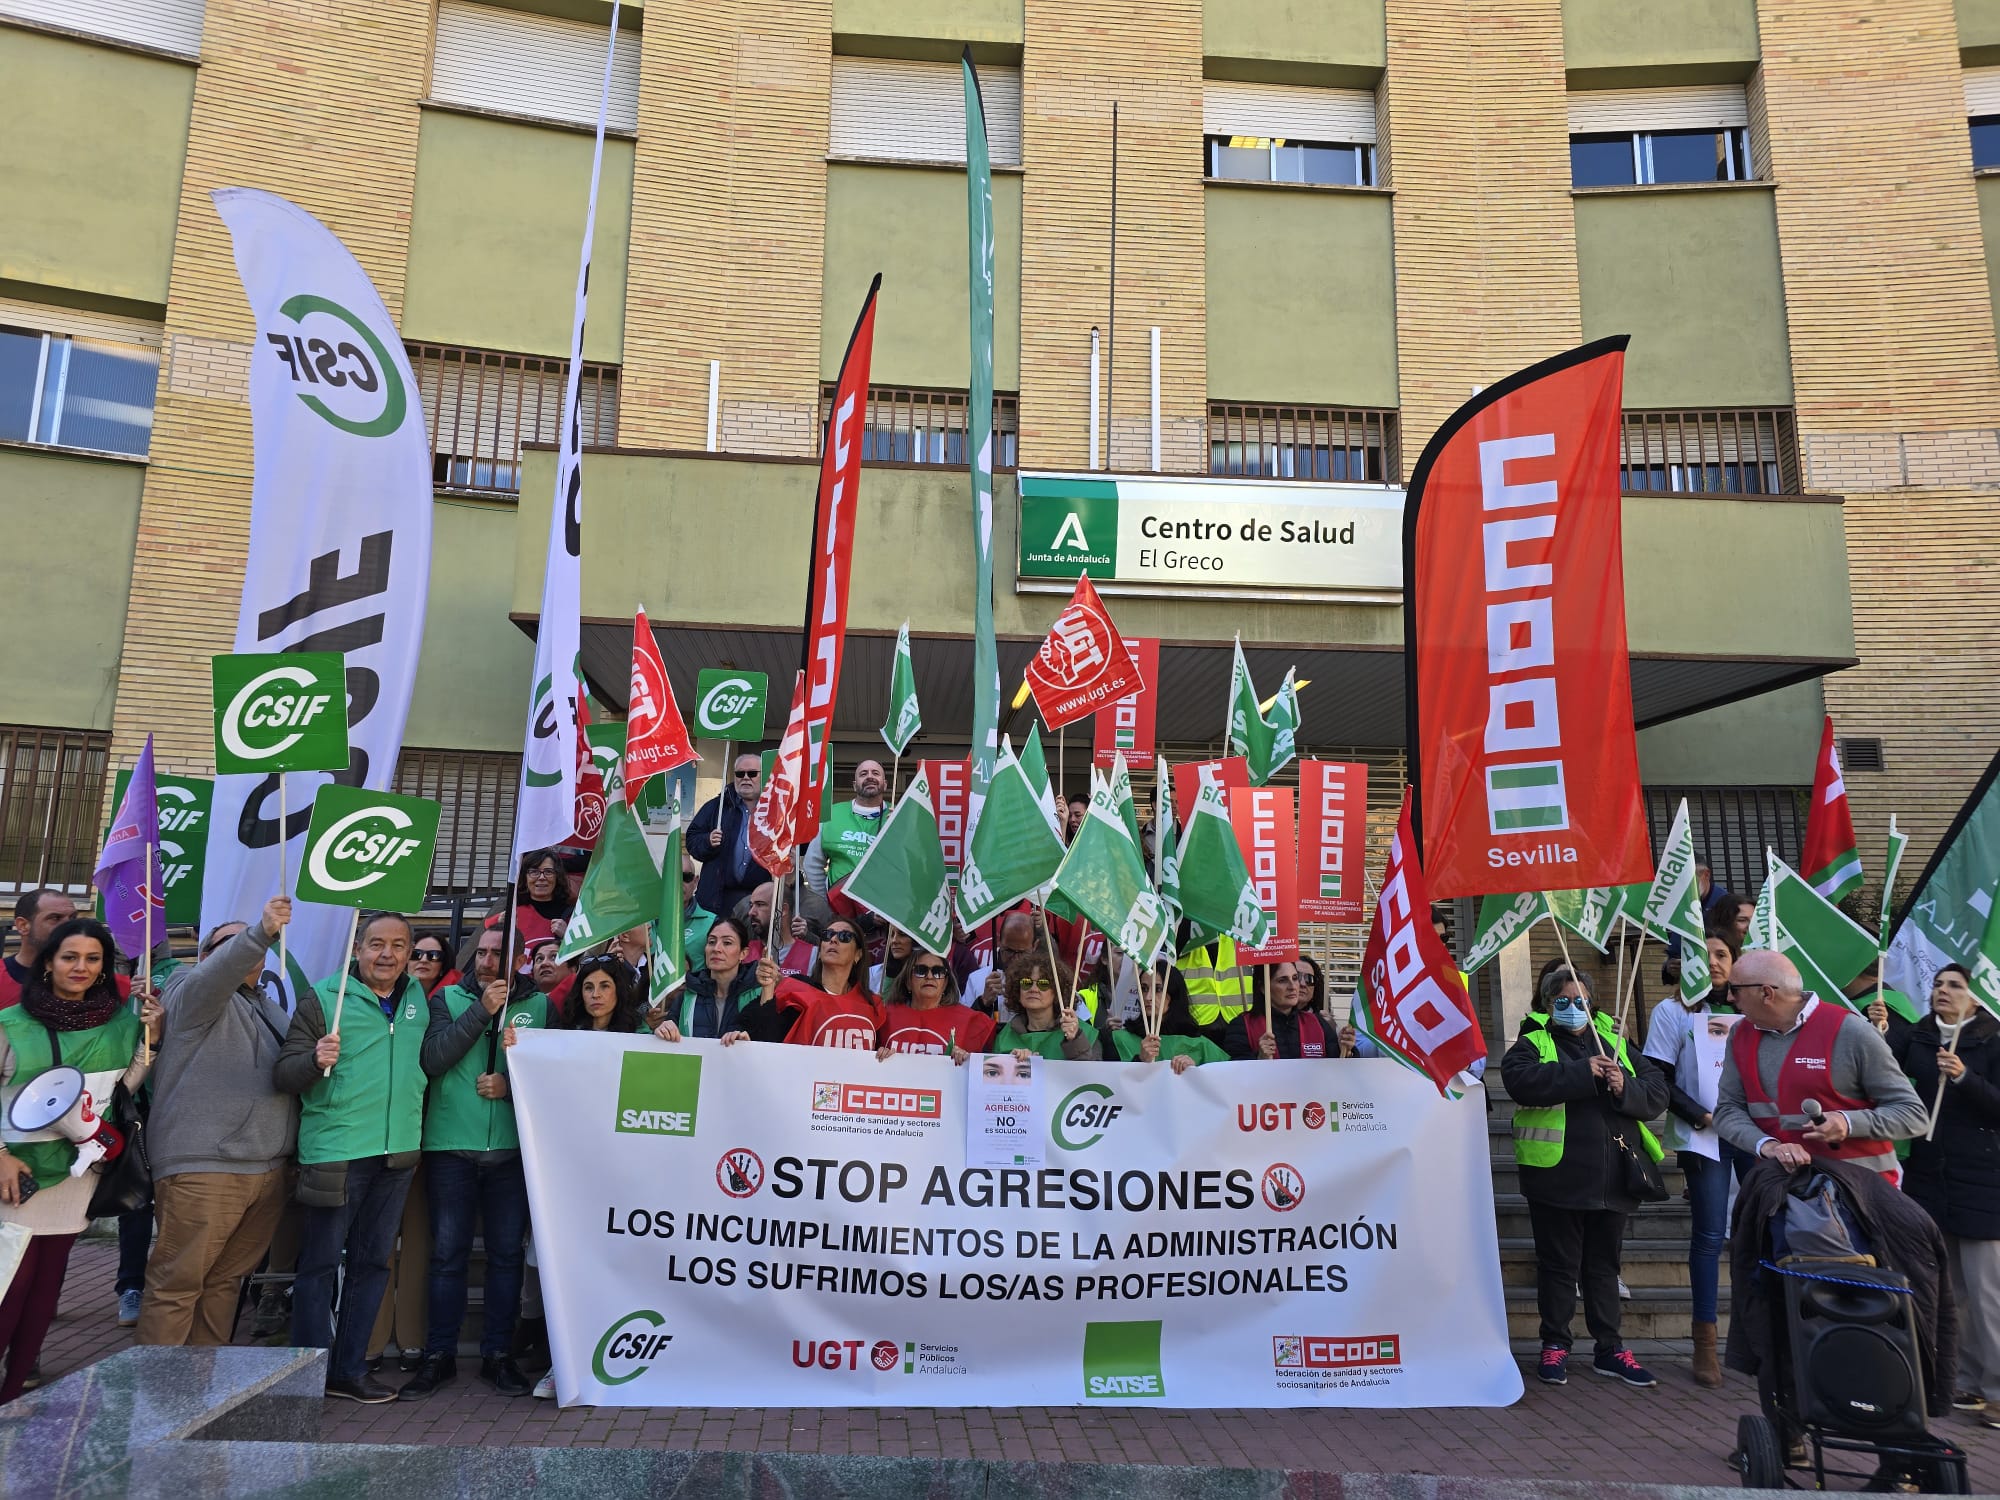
[509, 1035, 1520, 1409]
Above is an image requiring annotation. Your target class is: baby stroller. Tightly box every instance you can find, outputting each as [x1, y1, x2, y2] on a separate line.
[1734, 1168, 1970, 1493]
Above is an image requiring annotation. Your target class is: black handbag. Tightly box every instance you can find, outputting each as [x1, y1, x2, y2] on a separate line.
[1612, 1126, 1669, 1203]
[42, 1024, 154, 1218]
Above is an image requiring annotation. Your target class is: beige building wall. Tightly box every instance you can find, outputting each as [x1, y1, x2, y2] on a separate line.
[1757, 0, 2000, 874]
[1017, 0, 1208, 473]
[620, 5, 833, 456]
[1381, 0, 1582, 469]
[108, 0, 434, 773]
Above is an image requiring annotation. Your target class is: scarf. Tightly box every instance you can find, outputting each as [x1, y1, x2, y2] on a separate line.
[22, 980, 124, 1032]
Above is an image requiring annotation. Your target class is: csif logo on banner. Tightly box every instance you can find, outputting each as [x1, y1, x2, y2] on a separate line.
[593, 1309, 673, 1386]
[694, 668, 769, 739]
[1052, 1083, 1125, 1151]
[292, 786, 440, 911]
[264, 293, 408, 439]
[211, 652, 350, 774]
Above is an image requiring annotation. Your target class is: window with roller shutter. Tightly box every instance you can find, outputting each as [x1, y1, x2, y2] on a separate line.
[429, 0, 640, 134]
[1568, 84, 1755, 187]
[1202, 80, 1377, 187]
[828, 56, 1022, 167]
[0, 0, 204, 56]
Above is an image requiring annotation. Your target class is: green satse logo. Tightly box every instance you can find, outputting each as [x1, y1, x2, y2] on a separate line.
[592, 1309, 672, 1385]
[268, 293, 408, 438]
[211, 652, 351, 774]
[1052, 1082, 1123, 1151]
[615, 1050, 703, 1136]
[1083, 1320, 1164, 1398]
[694, 668, 769, 739]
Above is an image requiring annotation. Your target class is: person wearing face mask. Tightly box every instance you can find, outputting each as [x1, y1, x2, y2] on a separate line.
[878, 946, 995, 1061]
[1639, 928, 1746, 1387]
[654, 918, 760, 1042]
[1502, 967, 1670, 1390]
[1895, 964, 2000, 1424]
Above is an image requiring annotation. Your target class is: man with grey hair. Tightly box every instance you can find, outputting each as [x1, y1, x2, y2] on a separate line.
[1712, 949, 1927, 1181]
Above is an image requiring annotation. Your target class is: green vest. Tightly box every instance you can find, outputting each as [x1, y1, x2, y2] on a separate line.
[1182, 937, 1251, 1025]
[298, 969, 429, 1166]
[992, 1019, 1098, 1060]
[423, 986, 549, 1152]
[1109, 1029, 1229, 1065]
[0, 1004, 141, 1182]
[820, 801, 887, 887]
[1512, 1012, 1664, 1169]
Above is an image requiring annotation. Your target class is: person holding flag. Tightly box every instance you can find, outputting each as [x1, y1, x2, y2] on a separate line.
[740, 919, 883, 1050]
[991, 952, 1097, 1061]
[1225, 962, 1334, 1060]
[1502, 966, 1670, 1389]
[1108, 962, 1228, 1070]
[689, 753, 768, 923]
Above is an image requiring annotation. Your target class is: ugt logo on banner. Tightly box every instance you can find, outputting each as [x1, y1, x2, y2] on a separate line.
[211, 652, 351, 775]
[292, 785, 440, 910]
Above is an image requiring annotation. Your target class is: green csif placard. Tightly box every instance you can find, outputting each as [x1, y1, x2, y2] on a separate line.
[693, 669, 768, 740]
[292, 785, 440, 911]
[105, 769, 212, 925]
[211, 652, 351, 775]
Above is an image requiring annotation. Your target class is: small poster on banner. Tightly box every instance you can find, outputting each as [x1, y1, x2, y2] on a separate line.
[922, 759, 971, 877]
[1093, 637, 1159, 768]
[1298, 761, 1369, 924]
[1228, 786, 1298, 963]
[966, 1051, 1045, 1168]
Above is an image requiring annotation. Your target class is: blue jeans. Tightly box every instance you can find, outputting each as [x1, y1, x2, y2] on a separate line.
[116, 1206, 151, 1295]
[291, 1156, 416, 1385]
[1681, 1143, 1752, 1324]
[425, 1152, 529, 1360]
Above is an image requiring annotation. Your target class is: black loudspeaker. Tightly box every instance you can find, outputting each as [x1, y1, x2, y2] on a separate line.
[1782, 1261, 1928, 1438]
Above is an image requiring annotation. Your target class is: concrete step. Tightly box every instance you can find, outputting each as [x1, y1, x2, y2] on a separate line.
[1505, 1285, 1728, 1343]
[1492, 1192, 1695, 1241]
[1496, 1238, 1726, 1291]
[1488, 1155, 1690, 1199]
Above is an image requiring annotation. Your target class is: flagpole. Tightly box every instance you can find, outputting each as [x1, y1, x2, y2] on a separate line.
[1616, 924, 1645, 1040]
[141, 840, 154, 1066]
[1545, 896, 1605, 1057]
[276, 774, 289, 991]
[1262, 963, 1272, 1054]
[1873, 961, 1889, 1034]
[324, 905, 361, 1077]
[1610, 915, 1628, 1037]
[1038, 903, 1066, 1021]
[1926, 1023, 1967, 1142]
[891, 753, 900, 805]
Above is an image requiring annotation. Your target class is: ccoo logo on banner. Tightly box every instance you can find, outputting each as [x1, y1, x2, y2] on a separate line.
[507, 1034, 1520, 1410]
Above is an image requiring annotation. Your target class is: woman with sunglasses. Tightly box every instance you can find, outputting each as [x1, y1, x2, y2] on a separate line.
[878, 945, 995, 1062]
[655, 918, 760, 1042]
[1109, 962, 1227, 1072]
[734, 921, 883, 1050]
[409, 937, 455, 998]
[1225, 962, 1335, 1059]
[990, 952, 1097, 1062]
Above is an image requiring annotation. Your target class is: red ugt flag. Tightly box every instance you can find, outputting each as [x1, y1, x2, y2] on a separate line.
[751, 671, 809, 877]
[1353, 791, 1484, 1097]
[623, 605, 696, 806]
[572, 694, 606, 849]
[1802, 715, 1862, 901]
[1405, 336, 1651, 898]
[1026, 575, 1143, 729]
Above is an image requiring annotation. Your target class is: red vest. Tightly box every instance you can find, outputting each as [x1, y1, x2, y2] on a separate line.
[1246, 1008, 1328, 1059]
[1728, 1001, 1896, 1165]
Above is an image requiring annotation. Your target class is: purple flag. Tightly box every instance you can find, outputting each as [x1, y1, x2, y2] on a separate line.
[95, 735, 163, 958]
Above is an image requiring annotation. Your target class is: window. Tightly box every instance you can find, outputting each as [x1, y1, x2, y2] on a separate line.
[1570, 127, 1751, 187]
[1205, 136, 1374, 188]
[0, 0, 205, 56]
[1618, 408, 1798, 495]
[430, 0, 641, 132]
[394, 747, 520, 893]
[1643, 786, 1805, 902]
[820, 386, 1019, 470]
[1973, 116, 2000, 170]
[829, 57, 1023, 167]
[408, 343, 619, 495]
[1207, 403, 1399, 484]
[0, 326, 158, 458]
[0, 724, 110, 894]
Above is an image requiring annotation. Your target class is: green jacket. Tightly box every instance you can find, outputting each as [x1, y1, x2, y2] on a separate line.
[819, 800, 887, 887]
[0, 1004, 140, 1182]
[684, 904, 716, 970]
[274, 968, 429, 1165]
[421, 982, 549, 1152]
[992, 1019, 1099, 1061]
[1109, 1029, 1229, 1065]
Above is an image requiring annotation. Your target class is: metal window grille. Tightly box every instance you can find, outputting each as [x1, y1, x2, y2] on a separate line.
[1619, 408, 1799, 496]
[0, 725, 111, 896]
[408, 343, 619, 496]
[1644, 784, 1807, 901]
[818, 385, 1019, 470]
[1206, 404, 1401, 484]
[392, 747, 522, 894]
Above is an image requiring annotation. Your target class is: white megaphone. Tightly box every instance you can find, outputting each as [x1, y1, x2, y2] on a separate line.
[6, 1066, 123, 1177]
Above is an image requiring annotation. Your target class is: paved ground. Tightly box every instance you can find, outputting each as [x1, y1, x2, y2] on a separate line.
[35, 1237, 2000, 1491]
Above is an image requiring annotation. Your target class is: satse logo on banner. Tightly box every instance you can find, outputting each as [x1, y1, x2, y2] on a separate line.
[1084, 1320, 1165, 1398]
[615, 1052, 703, 1136]
[264, 293, 408, 439]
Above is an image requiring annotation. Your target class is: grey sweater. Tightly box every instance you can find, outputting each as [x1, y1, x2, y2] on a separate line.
[1714, 999, 1929, 1166]
[147, 924, 299, 1178]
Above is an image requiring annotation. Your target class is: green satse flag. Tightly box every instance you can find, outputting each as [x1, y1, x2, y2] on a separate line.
[960, 51, 1002, 927]
[1547, 887, 1621, 953]
[1154, 755, 1182, 933]
[1747, 849, 1878, 1013]
[1174, 774, 1274, 949]
[1879, 813, 1908, 946]
[1224, 638, 1296, 787]
[959, 736, 1066, 926]
[1051, 758, 1173, 962]
[1018, 722, 1060, 836]
[648, 819, 687, 1007]
[558, 793, 663, 962]
[1884, 750, 2000, 1012]
[881, 620, 922, 756]
[843, 766, 955, 952]
[1464, 891, 1550, 973]
[1642, 798, 1710, 1004]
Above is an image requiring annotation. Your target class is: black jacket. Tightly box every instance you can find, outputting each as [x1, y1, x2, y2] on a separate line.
[1898, 1011, 2000, 1239]
[687, 790, 761, 919]
[1727, 1155, 1957, 1417]
[672, 967, 762, 1041]
[1221, 1006, 1329, 1060]
[1500, 1016, 1670, 1213]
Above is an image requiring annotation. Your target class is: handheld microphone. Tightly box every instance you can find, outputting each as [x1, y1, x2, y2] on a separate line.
[1800, 1098, 1840, 1149]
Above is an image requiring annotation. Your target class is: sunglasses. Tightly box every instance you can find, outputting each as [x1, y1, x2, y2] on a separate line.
[734, 770, 760, 780]
[682, 872, 697, 884]
[413, 950, 445, 963]
[823, 930, 860, 945]
[1019, 976, 1055, 992]
[910, 963, 949, 980]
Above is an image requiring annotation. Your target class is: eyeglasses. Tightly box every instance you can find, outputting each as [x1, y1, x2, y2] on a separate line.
[1019, 976, 1055, 992]
[682, 872, 696, 884]
[823, 930, 860, 945]
[910, 964, 949, 979]
[1724, 982, 1773, 1000]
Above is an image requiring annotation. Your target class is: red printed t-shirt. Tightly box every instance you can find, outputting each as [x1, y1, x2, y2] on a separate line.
[881, 1002, 997, 1056]
[777, 977, 885, 1050]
